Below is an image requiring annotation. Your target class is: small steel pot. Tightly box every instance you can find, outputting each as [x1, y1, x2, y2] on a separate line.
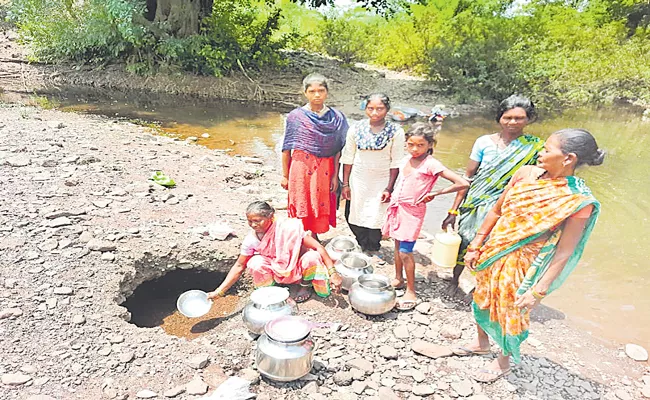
[256, 316, 315, 382]
[335, 252, 374, 291]
[325, 236, 360, 261]
[348, 274, 396, 315]
[242, 287, 297, 335]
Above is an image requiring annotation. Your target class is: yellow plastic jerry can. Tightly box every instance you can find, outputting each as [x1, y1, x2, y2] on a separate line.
[431, 226, 462, 268]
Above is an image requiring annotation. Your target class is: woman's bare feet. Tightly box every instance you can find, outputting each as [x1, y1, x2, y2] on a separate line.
[473, 356, 511, 383]
[451, 337, 491, 356]
[293, 283, 312, 303]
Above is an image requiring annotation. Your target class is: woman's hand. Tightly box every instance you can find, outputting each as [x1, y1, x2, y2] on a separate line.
[330, 177, 339, 192]
[441, 214, 457, 230]
[416, 192, 436, 205]
[514, 290, 542, 313]
[463, 248, 480, 271]
[330, 272, 343, 294]
[341, 186, 351, 201]
[207, 290, 224, 300]
[281, 177, 289, 190]
[380, 190, 391, 203]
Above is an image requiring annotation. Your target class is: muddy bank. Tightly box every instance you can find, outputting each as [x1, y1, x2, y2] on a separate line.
[0, 30, 489, 118]
[1, 103, 649, 400]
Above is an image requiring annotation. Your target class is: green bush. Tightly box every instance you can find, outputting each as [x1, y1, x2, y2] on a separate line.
[318, 9, 376, 64]
[8, 0, 293, 75]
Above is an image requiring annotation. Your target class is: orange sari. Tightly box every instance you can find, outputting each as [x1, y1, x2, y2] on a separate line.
[473, 171, 600, 362]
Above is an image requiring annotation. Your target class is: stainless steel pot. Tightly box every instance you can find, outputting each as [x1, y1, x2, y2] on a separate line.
[242, 287, 298, 335]
[348, 274, 396, 315]
[335, 252, 374, 291]
[256, 316, 315, 382]
[325, 236, 360, 261]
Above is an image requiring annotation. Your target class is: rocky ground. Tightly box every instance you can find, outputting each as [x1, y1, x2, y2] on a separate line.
[1, 103, 649, 400]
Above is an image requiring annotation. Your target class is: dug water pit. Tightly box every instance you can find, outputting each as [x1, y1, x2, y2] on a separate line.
[121, 269, 243, 340]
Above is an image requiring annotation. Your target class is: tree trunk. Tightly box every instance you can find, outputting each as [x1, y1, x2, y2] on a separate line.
[152, 0, 213, 37]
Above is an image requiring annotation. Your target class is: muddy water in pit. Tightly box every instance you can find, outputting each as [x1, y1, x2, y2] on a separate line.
[51, 91, 649, 350]
[121, 269, 242, 340]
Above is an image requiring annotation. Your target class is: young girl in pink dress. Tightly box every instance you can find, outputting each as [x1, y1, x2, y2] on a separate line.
[382, 123, 469, 310]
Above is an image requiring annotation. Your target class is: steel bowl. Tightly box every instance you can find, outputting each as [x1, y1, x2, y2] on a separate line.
[177, 290, 213, 318]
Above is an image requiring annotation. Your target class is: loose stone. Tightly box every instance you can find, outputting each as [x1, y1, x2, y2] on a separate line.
[49, 217, 72, 227]
[87, 239, 116, 252]
[186, 378, 208, 395]
[54, 287, 74, 295]
[0, 308, 23, 319]
[412, 384, 436, 396]
[333, 371, 353, 386]
[164, 386, 186, 398]
[347, 358, 374, 374]
[394, 325, 410, 339]
[187, 353, 210, 369]
[625, 343, 648, 361]
[136, 389, 158, 399]
[412, 340, 454, 358]
[1, 373, 32, 386]
[239, 368, 260, 385]
[378, 345, 398, 360]
[451, 379, 474, 397]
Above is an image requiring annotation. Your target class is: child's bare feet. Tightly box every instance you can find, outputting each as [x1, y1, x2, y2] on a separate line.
[395, 289, 417, 310]
[391, 278, 405, 289]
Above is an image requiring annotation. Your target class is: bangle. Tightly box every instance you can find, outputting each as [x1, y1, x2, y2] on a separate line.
[531, 289, 547, 300]
[327, 267, 337, 275]
[475, 231, 488, 237]
[385, 187, 393, 194]
[466, 244, 481, 252]
[447, 209, 459, 216]
[214, 290, 224, 297]
[342, 183, 349, 188]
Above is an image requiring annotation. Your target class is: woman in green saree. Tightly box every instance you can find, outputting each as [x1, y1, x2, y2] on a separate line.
[453, 128, 604, 382]
[442, 95, 544, 298]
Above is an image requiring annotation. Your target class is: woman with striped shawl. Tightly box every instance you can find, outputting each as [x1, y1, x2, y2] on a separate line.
[443, 95, 543, 299]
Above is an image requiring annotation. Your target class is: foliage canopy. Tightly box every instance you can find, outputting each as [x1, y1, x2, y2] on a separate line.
[6, 0, 650, 108]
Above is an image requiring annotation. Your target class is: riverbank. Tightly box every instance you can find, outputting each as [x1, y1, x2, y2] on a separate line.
[0, 29, 489, 120]
[1, 104, 649, 400]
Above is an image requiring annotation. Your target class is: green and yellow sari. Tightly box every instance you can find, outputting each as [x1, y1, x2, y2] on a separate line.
[457, 134, 544, 265]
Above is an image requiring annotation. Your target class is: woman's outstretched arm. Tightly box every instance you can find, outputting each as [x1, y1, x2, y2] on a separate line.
[207, 254, 251, 299]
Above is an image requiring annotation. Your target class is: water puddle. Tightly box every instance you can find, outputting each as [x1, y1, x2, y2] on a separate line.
[121, 269, 240, 339]
[43, 87, 285, 158]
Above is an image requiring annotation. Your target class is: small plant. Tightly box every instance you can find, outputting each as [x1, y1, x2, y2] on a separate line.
[29, 95, 60, 110]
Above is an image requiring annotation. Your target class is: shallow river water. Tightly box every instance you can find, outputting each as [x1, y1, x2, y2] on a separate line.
[51, 90, 650, 351]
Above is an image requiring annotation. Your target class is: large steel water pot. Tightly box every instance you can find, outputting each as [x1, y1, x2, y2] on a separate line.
[256, 315, 316, 382]
[335, 252, 374, 291]
[348, 274, 397, 315]
[242, 286, 298, 335]
[325, 236, 360, 261]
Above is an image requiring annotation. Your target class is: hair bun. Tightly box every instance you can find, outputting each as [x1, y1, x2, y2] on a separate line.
[590, 148, 606, 166]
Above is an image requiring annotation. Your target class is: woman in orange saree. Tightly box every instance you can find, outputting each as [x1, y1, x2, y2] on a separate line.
[208, 202, 343, 303]
[453, 129, 605, 383]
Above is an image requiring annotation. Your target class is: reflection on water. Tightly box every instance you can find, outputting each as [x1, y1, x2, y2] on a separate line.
[54, 88, 285, 159]
[49, 89, 649, 350]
